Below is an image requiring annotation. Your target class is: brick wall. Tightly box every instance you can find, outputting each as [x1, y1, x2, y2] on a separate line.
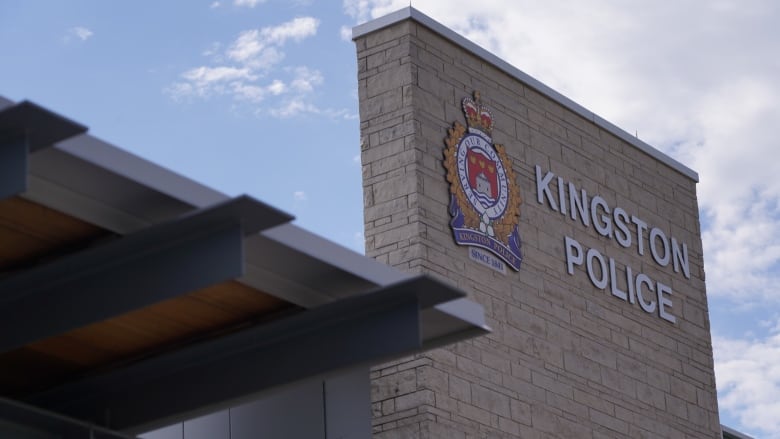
[356, 15, 720, 439]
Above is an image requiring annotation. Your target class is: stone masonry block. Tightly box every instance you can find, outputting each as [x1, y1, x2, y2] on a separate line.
[373, 368, 418, 402]
[395, 389, 435, 411]
[372, 173, 420, 204]
[360, 88, 405, 120]
[471, 384, 511, 418]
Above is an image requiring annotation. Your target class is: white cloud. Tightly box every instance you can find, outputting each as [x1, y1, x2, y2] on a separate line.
[293, 190, 307, 201]
[338, 109, 359, 120]
[322, 108, 359, 120]
[715, 327, 780, 438]
[227, 30, 267, 64]
[263, 16, 320, 45]
[339, 25, 352, 41]
[231, 82, 268, 103]
[692, 78, 780, 303]
[181, 66, 256, 85]
[167, 17, 331, 117]
[227, 17, 319, 67]
[202, 42, 222, 58]
[166, 66, 257, 99]
[66, 26, 93, 42]
[270, 99, 320, 118]
[267, 96, 355, 119]
[343, 0, 400, 22]
[210, 1, 221, 8]
[289, 66, 323, 92]
[234, 0, 264, 7]
[267, 79, 286, 95]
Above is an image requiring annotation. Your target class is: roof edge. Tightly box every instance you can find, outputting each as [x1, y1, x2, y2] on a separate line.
[722, 425, 756, 439]
[0, 94, 415, 299]
[352, 7, 699, 182]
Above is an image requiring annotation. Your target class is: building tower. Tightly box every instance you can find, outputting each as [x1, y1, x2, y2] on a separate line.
[355, 8, 721, 438]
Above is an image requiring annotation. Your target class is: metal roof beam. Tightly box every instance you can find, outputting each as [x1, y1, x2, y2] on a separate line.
[0, 195, 293, 353]
[0, 138, 26, 201]
[25, 276, 464, 433]
[0, 101, 87, 200]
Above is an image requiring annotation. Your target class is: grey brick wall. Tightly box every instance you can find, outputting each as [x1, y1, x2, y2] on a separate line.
[357, 17, 720, 439]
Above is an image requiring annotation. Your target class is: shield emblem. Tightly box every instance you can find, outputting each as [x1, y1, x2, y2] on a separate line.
[444, 92, 523, 272]
[466, 148, 498, 205]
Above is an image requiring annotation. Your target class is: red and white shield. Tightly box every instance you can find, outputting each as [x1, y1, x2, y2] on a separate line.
[466, 148, 498, 204]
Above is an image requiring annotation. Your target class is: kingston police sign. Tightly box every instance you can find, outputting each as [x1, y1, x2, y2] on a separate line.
[535, 165, 690, 324]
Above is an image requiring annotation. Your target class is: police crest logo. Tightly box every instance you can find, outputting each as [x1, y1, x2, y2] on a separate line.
[444, 92, 523, 271]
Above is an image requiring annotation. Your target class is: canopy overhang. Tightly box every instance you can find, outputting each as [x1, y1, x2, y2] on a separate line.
[0, 97, 489, 436]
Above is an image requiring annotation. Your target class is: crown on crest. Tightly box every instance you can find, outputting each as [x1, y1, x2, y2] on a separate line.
[462, 91, 494, 136]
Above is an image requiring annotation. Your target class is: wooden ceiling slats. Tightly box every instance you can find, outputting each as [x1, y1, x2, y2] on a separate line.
[0, 198, 295, 398]
[0, 197, 109, 273]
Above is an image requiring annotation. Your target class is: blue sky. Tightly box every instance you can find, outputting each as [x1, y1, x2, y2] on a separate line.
[0, 0, 365, 248]
[2, 1, 779, 437]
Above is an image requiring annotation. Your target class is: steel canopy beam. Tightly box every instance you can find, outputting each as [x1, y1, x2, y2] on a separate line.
[0, 195, 293, 353]
[0, 101, 88, 152]
[0, 101, 88, 200]
[25, 276, 464, 433]
[0, 138, 26, 201]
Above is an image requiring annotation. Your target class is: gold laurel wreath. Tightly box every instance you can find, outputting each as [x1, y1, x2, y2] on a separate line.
[443, 121, 522, 246]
